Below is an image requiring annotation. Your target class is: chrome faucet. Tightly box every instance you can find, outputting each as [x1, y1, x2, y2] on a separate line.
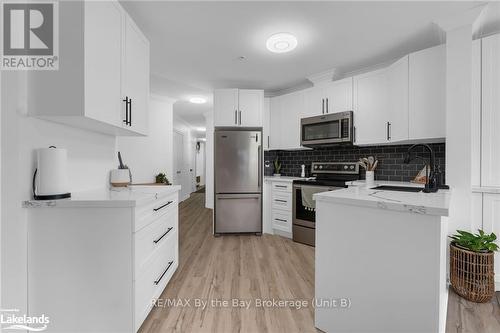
[403, 144, 438, 193]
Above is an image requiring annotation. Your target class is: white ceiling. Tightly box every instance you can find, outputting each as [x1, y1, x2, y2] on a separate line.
[121, 1, 497, 127]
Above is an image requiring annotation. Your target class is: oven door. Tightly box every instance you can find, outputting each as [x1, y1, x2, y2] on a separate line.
[293, 185, 338, 228]
[301, 111, 353, 147]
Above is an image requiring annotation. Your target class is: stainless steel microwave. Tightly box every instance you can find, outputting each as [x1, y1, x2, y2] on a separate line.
[300, 111, 354, 147]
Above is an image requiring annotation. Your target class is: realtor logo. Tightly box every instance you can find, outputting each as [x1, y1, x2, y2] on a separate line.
[1, 1, 58, 70]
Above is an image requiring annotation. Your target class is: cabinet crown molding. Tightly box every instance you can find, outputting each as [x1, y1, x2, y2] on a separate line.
[307, 69, 338, 86]
[434, 4, 486, 32]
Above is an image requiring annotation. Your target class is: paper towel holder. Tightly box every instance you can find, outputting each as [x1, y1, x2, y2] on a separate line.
[32, 146, 72, 200]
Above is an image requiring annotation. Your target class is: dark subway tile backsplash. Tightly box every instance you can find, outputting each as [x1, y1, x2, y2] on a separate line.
[264, 142, 445, 182]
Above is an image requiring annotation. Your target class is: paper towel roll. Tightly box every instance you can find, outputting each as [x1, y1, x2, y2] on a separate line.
[36, 147, 70, 196]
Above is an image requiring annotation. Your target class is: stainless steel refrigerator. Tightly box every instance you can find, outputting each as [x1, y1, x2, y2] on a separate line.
[214, 128, 262, 235]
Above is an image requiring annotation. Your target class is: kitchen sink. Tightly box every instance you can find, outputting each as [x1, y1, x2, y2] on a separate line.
[370, 185, 423, 192]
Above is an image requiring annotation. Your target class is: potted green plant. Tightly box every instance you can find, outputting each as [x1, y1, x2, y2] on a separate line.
[273, 157, 282, 177]
[449, 229, 498, 303]
[155, 172, 171, 185]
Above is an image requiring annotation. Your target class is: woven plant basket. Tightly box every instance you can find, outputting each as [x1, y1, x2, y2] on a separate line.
[450, 242, 495, 303]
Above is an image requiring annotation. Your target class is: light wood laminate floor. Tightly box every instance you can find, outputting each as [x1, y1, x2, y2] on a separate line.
[140, 193, 500, 333]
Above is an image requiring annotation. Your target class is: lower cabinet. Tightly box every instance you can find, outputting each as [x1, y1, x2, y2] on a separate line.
[263, 180, 294, 237]
[26, 189, 180, 332]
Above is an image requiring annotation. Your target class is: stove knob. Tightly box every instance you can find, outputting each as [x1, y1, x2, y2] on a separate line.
[314, 165, 318, 169]
[344, 165, 348, 170]
[350, 165, 355, 170]
[319, 165, 323, 169]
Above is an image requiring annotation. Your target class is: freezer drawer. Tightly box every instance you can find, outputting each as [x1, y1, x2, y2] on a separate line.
[215, 194, 262, 233]
[215, 130, 261, 193]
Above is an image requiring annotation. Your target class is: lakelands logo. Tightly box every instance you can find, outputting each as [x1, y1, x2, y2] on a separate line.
[0, 308, 50, 331]
[0, 1, 59, 70]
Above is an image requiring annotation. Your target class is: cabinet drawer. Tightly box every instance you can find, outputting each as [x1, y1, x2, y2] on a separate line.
[134, 237, 177, 331]
[272, 193, 292, 211]
[135, 192, 178, 232]
[134, 210, 177, 275]
[272, 210, 292, 233]
[272, 182, 292, 193]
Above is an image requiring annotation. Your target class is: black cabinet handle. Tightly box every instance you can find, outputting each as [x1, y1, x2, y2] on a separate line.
[326, 98, 329, 113]
[154, 261, 174, 285]
[275, 218, 287, 222]
[267, 136, 270, 148]
[235, 110, 237, 124]
[322, 99, 325, 114]
[153, 227, 173, 244]
[353, 126, 356, 143]
[122, 97, 130, 125]
[387, 122, 391, 141]
[275, 185, 287, 188]
[153, 201, 173, 212]
[275, 199, 287, 203]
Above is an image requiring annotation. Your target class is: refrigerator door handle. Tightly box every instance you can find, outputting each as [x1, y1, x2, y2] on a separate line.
[258, 145, 261, 188]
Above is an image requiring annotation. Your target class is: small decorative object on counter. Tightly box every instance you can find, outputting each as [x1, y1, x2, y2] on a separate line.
[412, 165, 430, 184]
[273, 157, 282, 176]
[155, 172, 171, 185]
[110, 152, 132, 187]
[449, 229, 498, 303]
[32, 146, 71, 200]
[301, 164, 306, 178]
[358, 156, 378, 187]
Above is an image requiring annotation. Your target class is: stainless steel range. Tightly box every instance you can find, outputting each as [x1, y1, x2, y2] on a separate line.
[292, 162, 359, 246]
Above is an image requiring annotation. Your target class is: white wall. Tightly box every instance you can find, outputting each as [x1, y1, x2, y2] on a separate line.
[173, 115, 196, 201]
[117, 95, 175, 184]
[1, 72, 117, 314]
[204, 112, 214, 209]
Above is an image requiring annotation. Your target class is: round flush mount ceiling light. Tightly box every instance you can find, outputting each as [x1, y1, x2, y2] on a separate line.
[189, 97, 207, 104]
[266, 33, 298, 53]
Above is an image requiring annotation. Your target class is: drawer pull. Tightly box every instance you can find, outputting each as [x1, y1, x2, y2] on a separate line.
[274, 199, 287, 203]
[153, 201, 173, 212]
[153, 227, 173, 244]
[275, 185, 287, 188]
[154, 261, 174, 285]
[275, 218, 287, 222]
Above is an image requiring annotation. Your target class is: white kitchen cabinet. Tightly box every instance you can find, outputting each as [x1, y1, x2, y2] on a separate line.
[325, 77, 354, 114]
[122, 14, 150, 135]
[27, 1, 149, 136]
[481, 34, 500, 187]
[482, 193, 500, 290]
[268, 91, 303, 150]
[353, 67, 388, 145]
[213, 89, 263, 127]
[303, 78, 353, 117]
[269, 180, 294, 237]
[408, 44, 446, 140]
[386, 55, 409, 142]
[263, 97, 271, 150]
[263, 181, 272, 234]
[84, 0, 123, 128]
[25, 186, 181, 332]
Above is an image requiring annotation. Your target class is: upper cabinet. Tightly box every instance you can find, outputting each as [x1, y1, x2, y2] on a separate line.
[480, 34, 500, 187]
[214, 89, 263, 127]
[263, 98, 271, 150]
[268, 91, 304, 150]
[122, 14, 150, 135]
[27, 1, 150, 136]
[353, 67, 389, 145]
[386, 55, 409, 143]
[304, 77, 353, 117]
[408, 44, 446, 141]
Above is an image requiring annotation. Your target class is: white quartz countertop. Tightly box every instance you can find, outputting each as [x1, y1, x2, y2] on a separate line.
[347, 180, 425, 188]
[23, 185, 181, 208]
[314, 182, 450, 216]
[264, 176, 304, 183]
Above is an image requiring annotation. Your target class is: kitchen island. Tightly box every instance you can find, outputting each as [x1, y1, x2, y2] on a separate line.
[314, 183, 450, 333]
